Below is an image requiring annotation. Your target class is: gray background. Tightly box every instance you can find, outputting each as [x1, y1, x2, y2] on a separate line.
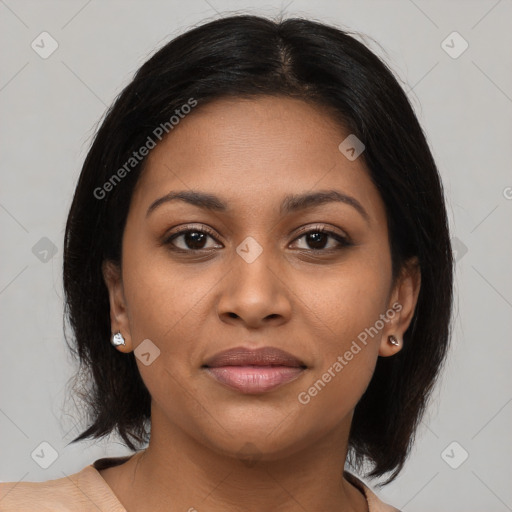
[1, 1, 511, 510]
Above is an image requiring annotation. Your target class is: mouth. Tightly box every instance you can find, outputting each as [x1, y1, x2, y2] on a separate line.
[202, 346, 307, 394]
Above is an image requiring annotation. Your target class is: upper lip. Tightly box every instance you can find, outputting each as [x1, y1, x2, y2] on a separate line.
[202, 346, 307, 368]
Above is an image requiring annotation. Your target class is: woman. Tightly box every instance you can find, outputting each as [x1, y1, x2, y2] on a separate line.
[0, 14, 453, 512]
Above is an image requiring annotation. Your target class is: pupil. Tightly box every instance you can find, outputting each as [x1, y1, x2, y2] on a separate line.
[186, 232, 206, 249]
[307, 232, 327, 249]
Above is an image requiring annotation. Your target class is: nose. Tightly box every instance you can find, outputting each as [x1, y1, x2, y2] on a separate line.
[216, 244, 292, 329]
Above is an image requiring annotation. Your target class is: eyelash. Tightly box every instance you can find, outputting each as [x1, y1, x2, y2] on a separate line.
[163, 224, 352, 253]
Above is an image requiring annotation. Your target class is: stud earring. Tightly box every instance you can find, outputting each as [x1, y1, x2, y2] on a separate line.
[388, 334, 400, 347]
[111, 331, 126, 346]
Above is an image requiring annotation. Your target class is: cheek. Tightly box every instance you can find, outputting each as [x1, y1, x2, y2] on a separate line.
[121, 241, 230, 379]
[121, 226, 202, 338]
[293, 258, 390, 406]
[300, 253, 391, 345]
[120, 254, 210, 421]
[294, 360, 375, 443]
[295, 288, 383, 425]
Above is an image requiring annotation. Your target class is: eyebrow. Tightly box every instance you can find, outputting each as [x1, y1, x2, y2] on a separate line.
[146, 189, 370, 224]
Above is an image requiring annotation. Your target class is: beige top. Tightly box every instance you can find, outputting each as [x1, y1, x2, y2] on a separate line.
[0, 455, 401, 511]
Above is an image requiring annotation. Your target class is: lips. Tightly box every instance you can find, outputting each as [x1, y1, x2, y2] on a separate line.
[202, 346, 307, 394]
[202, 346, 306, 368]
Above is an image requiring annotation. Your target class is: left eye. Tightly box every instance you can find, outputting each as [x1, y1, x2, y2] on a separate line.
[291, 228, 351, 251]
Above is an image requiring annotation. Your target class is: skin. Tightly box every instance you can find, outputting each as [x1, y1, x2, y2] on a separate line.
[101, 96, 421, 512]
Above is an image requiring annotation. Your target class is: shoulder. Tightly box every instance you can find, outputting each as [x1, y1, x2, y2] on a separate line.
[345, 472, 402, 512]
[0, 464, 126, 511]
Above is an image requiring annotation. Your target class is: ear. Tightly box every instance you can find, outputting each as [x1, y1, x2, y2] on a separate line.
[102, 260, 133, 352]
[379, 256, 421, 357]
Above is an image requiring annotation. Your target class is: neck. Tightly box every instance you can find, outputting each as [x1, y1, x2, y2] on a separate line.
[118, 406, 368, 512]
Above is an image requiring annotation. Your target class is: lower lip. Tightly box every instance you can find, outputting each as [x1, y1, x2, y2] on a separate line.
[204, 365, 305, 394]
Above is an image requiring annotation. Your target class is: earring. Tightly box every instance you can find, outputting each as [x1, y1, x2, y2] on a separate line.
[111, 331, 126, 346]
[388, 335, 400, 347]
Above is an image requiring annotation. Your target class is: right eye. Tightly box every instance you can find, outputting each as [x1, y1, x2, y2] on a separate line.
[164, 225, 223, 252]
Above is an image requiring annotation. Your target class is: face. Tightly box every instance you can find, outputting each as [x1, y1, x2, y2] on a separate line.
[104, 96, 420, 461]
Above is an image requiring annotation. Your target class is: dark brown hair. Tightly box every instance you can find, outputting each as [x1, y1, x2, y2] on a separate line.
[63, 14, 453, 485]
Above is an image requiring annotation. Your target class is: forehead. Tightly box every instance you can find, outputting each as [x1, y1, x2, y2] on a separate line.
[132, 96, 386, 225]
